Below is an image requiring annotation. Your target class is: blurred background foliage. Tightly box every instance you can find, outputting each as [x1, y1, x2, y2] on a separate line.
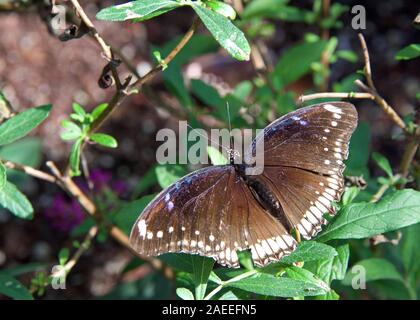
[0, 0, 419, 300]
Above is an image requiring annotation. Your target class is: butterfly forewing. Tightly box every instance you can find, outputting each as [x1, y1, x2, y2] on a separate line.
[245, 102, 357, 239]
[247, 102, 358, 175]
[130, 165, 296, 267]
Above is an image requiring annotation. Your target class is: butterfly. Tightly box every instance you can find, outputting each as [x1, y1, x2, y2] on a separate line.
[130, 102, 358, 267]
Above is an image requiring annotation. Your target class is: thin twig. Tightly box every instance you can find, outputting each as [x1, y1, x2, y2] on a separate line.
[356, 34, 409, 134]
[3, 160, 57, 184]
[69, 0, 122, 88]
[356, 33, 418, 186]
[69, 0, 111, 59]
[354, 79, 408, 132]
[78, 16, 200, 150]
[131, 17, 200, 89]
[319, 0, 331, 91]
[298, 92, 374, 103]
[52, 225, 99, 279]
[370, 184, 389, 203]
[357, 33, 375, 90]
[42, 161, 174, 279]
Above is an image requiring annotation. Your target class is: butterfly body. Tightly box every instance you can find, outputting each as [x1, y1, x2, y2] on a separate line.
[130, 102, 358, 267]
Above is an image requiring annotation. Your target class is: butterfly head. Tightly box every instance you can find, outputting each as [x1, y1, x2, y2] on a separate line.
[227, 149, 241, 165]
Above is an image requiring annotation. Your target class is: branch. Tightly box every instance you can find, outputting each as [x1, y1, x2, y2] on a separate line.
[356, 33, 418, 187]
[356, 33, 409, 134]
[3, 160, 57, 184]
[319, 0, 331, 91]
[131, 16, 200, 89]
[52, 226, 98, 279]
[354, 79, 408, 133]
[69, 0, 123, 89]
[69, 0, 111, 60]
[5, 159, 173, 279]
[358, 33, 375, 90]
[298, 92, 374, 103]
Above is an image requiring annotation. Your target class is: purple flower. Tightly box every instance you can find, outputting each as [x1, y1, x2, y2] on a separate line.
[44, 169, 127, 234]
[44, 194, 85, 233]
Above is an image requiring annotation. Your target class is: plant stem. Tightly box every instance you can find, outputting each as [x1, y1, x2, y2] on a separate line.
[2, 160, 57, 183]
[52, 226, 98, 280]
[204, 269, 257, 300]
[4, 159, 174, 280]
[131, 17, 200, 89]
[298, 92, 374, 103]
[319, 0, 331, 91]
[356, 34, 408, 134]
[370, 184, 389, 203]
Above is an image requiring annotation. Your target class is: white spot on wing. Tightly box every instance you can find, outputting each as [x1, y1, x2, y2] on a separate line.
[323, 104, 343, 114]
[138, 220, 147, 238]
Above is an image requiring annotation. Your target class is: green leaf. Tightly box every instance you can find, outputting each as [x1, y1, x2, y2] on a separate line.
[342, 258, 404, 285]
[61, 119, 82, 140]
[395, 44, 420, 60]
[336, 50, 358, 63]
[0, 138, 42, 184]
[58, 248, 69, 266]
[176, 287, 195, 300]
[191, 255, 214, 300]
[113, 195, 155, 235]
[191, 3, 251, 61]
[0, 105, 51, 146]
[399, 224, 420, 285]
[0, 138, 41, 168]
[72, 103, 86, 116]
[226, 273, 328, 297]
[219, 290, 239, 300]
[372, 152, 393, 178]
[341, 186, 360, 206]
[159, 253, 195, 273]
[96, 0, 181, 22]
[155, 164, 187, 189]
[285, 266, 330, 293]
[60, 119, 82, 141]
[0, 263, 46, 277]
[132, 165, 158, 198]
[317, 190, 420, 242]
[69, 139, 82, 177]
[0, 274, 33, 300]
[205, 0, 237, 20]
[91, 103, 108, 121]
[163, 64, 192, 108]
[157, 34, 219, 66]
[242, 0, 315, 23]
[207, 146, 228, 165]
[0, 181, 33, 219]
[90, 133, 118, 148]
[272, 40, 327, 88]
[190, 79, 224, 107]
[345, 122, 371, 176]
[280, 241, 337, 265]
[308, 243, 349, 283]
[0, 161, 6, 189]
[305, 243, 349, 299]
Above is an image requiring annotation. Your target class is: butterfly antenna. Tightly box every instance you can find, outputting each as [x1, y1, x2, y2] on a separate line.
[186, 123, 230, 152]
[226, 102, 234, 150]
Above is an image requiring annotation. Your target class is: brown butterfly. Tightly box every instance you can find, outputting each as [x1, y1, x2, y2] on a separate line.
[130, 102, 358, 267]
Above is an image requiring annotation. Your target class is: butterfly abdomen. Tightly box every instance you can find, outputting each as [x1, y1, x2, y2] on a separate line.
[236, 165, 294, 231]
